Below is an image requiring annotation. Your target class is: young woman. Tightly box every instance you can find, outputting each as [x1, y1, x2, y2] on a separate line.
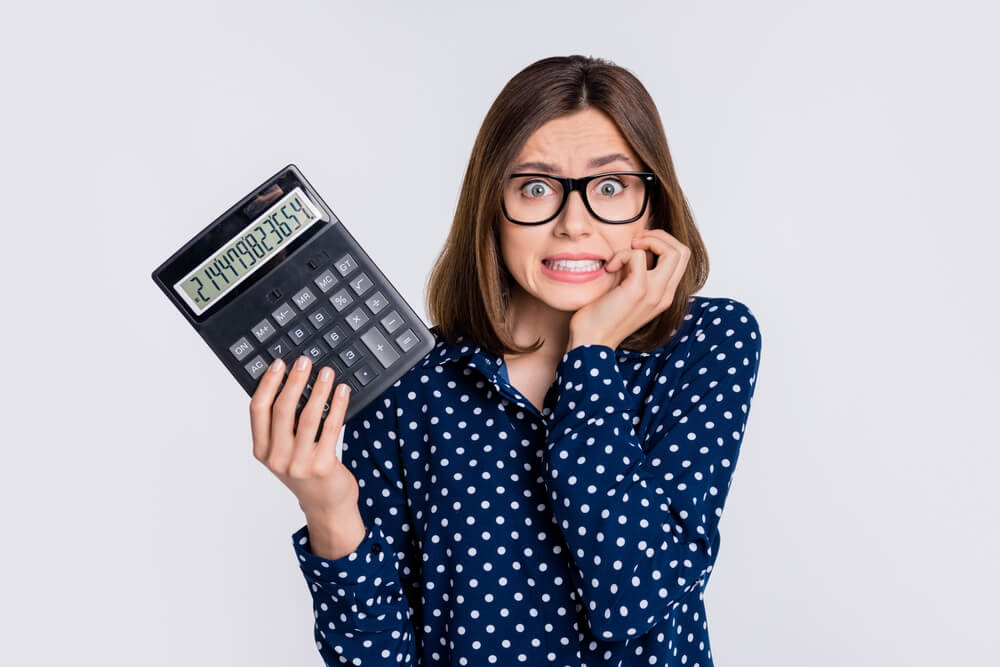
[251, 55, 762, 666]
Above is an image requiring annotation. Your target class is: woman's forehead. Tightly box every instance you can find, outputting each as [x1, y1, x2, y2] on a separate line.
[515, 109, 639, 172]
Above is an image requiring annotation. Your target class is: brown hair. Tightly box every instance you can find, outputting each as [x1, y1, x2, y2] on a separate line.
[425, 55, 709, 356]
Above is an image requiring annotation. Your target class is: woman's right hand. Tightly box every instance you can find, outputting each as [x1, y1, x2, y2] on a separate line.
[250, 355, 359, 518]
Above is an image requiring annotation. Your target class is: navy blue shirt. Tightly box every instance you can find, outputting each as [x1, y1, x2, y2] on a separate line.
[292, 295, 762, 666]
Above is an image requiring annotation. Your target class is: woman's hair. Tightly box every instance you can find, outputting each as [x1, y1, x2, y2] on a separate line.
[425, 54, 709, 356]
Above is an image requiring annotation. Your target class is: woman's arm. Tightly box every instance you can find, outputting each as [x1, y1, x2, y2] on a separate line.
[543, 301, 762, 642]
[291, 379, 421, 664]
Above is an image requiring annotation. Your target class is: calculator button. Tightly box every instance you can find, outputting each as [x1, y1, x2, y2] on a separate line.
[288, 322, 310, 345]
[322, 325, 347, 350]
[244, 355, 269, 380]
[292, 286, 318, 310]
[229, 336, 255, 361]
[396, 329, 419, 352]
[334, 254, 358, 276]
[307, 307, 334, 330]
[313, 269, 338, 293]
[380, 310, 403, 334]
[266, 335, 293, 359]
[250, 318, 277, 343]
[305, 341, 328, 363]
[338, 344, 362, 367]
[353, 363, 376, 386]
[345, 307, 370, 331]
[349, 273, 373, 296]
[365, 291, 388, 315]
[271, 302, 297, 326]
[329, 288, 354, 312]
[361, 327, 400, 368]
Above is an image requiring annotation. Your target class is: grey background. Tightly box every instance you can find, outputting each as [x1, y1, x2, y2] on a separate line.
[2, 1, 997, 664]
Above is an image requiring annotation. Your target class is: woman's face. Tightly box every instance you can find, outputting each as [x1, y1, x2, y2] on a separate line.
[498, 107, 652, 314]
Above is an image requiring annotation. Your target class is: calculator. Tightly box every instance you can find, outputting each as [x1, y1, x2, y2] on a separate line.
[151, 164, 435, 432]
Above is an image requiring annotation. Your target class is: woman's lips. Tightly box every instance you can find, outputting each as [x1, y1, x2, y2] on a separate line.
[540, 259, 606, 283]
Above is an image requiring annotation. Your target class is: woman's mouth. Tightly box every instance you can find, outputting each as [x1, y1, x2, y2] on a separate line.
[540, 258, 606, 282]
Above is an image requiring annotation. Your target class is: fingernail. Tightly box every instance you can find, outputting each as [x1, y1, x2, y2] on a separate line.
[338, 384, 350, 397]
[296, 356, 309, 370]
[269, 358, 284, 374]
[319, 367, 332, 382]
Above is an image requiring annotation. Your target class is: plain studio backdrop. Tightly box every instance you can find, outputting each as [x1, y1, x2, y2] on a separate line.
[2, 1, 996, 665]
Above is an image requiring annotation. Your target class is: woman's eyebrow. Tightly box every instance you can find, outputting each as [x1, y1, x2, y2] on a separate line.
[513, 153, 635, 173]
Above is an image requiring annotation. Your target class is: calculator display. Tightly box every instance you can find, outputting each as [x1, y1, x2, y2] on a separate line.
[174, 187, 323, 315]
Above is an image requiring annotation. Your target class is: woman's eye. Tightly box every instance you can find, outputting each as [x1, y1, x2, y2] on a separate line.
[594, 178, 625, 197]
[522, 180, 553, 198]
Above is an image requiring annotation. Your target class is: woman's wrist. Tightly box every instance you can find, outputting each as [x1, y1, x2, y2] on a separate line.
[304, 504, 366, 560]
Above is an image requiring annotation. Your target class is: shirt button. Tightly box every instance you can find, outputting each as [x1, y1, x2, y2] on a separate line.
[372, 542, 382, 555]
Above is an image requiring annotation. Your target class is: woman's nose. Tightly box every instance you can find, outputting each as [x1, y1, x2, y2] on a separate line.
[553, 190, 594, 235]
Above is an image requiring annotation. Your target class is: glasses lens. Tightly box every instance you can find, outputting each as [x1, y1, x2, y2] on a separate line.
[504, 173, 648, 223]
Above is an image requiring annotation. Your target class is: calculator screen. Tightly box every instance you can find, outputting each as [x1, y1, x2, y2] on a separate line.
[173, 186, 323, 315]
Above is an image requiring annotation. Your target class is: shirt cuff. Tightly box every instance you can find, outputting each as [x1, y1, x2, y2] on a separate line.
[545, 344, 632, 438]
[291, 522, 398, 603]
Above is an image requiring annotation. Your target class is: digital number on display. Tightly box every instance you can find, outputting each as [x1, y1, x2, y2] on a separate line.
[174, 187, 322, 314]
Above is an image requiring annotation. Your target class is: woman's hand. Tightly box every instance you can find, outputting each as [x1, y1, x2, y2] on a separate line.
[567, 228, 691, 352]
[249, 355, 359, 519]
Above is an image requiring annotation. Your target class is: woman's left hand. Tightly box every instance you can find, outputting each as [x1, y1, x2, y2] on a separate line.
[566, 228, 691, 353]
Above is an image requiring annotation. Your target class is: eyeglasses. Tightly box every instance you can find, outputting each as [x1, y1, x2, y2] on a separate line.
[501, 171, 658, 225]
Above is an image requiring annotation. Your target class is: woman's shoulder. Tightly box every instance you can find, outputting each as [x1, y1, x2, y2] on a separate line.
[621, 294, 760, 363]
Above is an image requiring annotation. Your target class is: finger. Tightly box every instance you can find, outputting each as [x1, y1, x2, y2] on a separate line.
[315, 381, 352, 470]
[292, 364, 336, 457]
[250, 357, 286, 462]
[631, 234, 683, 277]
[632, 234, 690, 306]
[618, 248, 649, 292]
[270, 355, 312, 469]
[605, 247, 633, 272]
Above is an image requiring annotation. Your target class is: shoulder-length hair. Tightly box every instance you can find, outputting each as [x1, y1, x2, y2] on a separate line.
[425, 55, 709, 356]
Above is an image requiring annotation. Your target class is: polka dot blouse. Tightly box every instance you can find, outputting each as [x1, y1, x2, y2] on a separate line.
[291, 295, 762, 666]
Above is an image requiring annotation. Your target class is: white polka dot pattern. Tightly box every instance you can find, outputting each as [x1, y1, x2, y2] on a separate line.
[291, 296, 762, 666]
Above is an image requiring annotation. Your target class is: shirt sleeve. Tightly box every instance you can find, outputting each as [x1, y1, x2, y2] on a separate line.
[542, 302, 762, 642]
[290, 379, 420, 665]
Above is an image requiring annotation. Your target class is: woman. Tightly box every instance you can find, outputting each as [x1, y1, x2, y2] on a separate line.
[251, 55, 762, 666]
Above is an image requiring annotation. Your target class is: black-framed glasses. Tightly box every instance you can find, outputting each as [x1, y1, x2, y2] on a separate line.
[501, 171, 658, 225]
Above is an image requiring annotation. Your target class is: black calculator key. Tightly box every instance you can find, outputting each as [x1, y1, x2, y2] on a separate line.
[349, 273, 373, 295]
[271, 302, 296, 327]
[322, 325, 347, 350]
[313, 269, 338, 293]
[304, 341, 328, 363]
[345, 307, 369, 331]
[338, 344, 362, 367]
[365, 291, 388, 315]
[267, 335, 293, 359]
[329, 288, 353, 312]
[334, 254, 358, 276]
[288, 322, 310, 345]
[229, 336, 254, 361]
[396, 329, 419, 352]
[380, 310, 403, 334]
[361, 327, 400, 368]
[353, 363, 376, 386]
[292, 286, 317, 310]
[307, 306, 334, 330]
[244, 355, 269, 380]
[251, 318, 277, 343]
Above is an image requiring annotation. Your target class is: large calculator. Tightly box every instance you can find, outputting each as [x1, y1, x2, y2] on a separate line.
[151, 164, 435, 431]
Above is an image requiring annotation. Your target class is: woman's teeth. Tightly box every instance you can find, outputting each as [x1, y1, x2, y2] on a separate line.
[542, 259, 604, 272]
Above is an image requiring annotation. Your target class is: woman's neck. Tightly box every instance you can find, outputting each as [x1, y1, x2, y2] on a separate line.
[502, 286, 572, 363]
